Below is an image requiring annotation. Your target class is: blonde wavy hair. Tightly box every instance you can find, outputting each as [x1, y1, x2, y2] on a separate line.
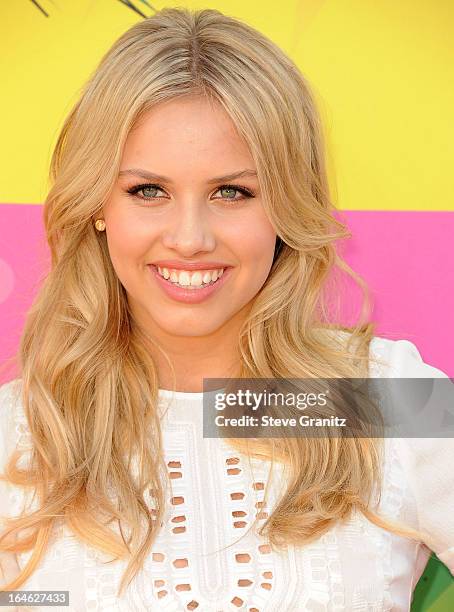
[0, 6, 425, 598]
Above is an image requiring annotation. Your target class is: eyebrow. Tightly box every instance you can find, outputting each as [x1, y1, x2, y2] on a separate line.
[118, 168, 258, 184]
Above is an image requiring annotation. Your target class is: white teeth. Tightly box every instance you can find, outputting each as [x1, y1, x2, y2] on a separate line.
[190, 272, 203, 287]
[157, 267, 171, 279]
[178, 271, 191, 286]
[156, 266, 226, 288]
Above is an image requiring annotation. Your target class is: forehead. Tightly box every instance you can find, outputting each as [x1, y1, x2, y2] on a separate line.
[123, 96, 253, 167]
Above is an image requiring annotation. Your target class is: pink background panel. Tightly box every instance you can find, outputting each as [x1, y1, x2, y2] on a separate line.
[0, 204, 452, 383]
[335, 210, 453, 376]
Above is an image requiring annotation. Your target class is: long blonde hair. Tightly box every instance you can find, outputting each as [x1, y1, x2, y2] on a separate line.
[0, 6, 425, 597]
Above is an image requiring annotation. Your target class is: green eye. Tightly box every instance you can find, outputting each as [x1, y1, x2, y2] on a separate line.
[220, 187, 237, 199]
[127, 184, 166, 200]
[215, 184, 255, 202]
[141, 186, 161, 198]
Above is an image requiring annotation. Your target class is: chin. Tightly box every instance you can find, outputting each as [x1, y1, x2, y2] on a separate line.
[152, 312, 233, 338]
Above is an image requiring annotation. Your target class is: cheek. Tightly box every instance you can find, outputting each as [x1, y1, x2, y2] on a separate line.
[105, 208, 154, 262]
[237, 221, 277, 267]
[103, 217, 157, 292]
[230, 223, 277, 297]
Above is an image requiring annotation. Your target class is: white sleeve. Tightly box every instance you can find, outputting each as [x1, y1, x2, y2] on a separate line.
[0, 379, 23, 592]
[378, 339, 454, 575]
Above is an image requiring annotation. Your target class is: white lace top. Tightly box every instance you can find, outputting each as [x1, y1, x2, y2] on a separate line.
[1, 336, 454, 612]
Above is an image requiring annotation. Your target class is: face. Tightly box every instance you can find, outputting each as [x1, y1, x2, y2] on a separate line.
[103, 95, 277, 341]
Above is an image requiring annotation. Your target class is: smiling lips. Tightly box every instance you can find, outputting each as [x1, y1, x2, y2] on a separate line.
[157, 266, 225, 289]
[148, 263, 232, 304]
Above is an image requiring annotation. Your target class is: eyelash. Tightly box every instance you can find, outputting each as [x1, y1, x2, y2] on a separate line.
[126, 182, 255, 204]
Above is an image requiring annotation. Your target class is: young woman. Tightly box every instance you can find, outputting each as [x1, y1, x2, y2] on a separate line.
[1, 7, 453, 611]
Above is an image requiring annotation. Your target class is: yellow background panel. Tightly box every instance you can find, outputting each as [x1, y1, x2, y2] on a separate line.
[0, 0, 452, 210]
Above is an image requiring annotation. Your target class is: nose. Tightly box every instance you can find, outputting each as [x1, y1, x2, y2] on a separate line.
[161, 201, 216, 256]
